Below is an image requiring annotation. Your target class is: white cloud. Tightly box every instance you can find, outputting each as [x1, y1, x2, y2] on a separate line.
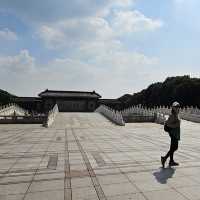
[37, 10, 162, 50]
[110, 0, 135, 7]
[0, 0, 163, 97]
[111, 10, 163, 34]
[0, 28, 18, 40]
[42, 51, 158, 97]
[38, 26, 66, 49]
[37, 17, 115, 49]
[0, 50, 35, 73]
[0, 48, 159, 97]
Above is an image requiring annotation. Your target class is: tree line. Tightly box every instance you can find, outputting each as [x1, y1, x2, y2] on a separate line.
[0, 89, 16, 106]
[1, 75, 200, 109]
[125, 75, 200, 108]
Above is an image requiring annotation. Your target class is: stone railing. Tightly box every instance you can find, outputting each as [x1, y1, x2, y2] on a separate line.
[43, 104, 59, 127]
[95, 105, 125, 126]
[0, 103, 28, 116]
[179, 113, 200, 123]
[122, 106, 156, 117]
[0, 115, 46, 124]
[121, 105, 200, 124]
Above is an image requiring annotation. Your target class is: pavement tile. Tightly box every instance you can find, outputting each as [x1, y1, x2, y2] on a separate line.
[33, 171, 64, 181]
[107, 192, 146, 200]
[72, 186, 97, 199]
[28, 180, 64, 193]
[24, 190, 64, 200]
[71, 177, 93, 188]
[126, 171, 154, 182]
[101, 182, 139, 196]
[97, 174, 129, 185]
[0, 194, 24, 200]
[0, 174, 33, 184]
[0, 183, 29, 195]
[1, 113, 200, 200]
[144, 189, 188, 200]
[135, 178, 171, 192]
[176, 186, 200, 200]
[167, 176, 200, 188]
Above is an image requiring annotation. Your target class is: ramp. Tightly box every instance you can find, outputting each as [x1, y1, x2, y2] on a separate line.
[51, 112, 114, 128]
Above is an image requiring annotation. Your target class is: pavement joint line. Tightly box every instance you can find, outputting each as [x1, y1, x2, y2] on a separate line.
[0, 135, 37, 182]
[6, 128, 36, 142]
[0, 167, 48, 175]
[64, 128, 72, 200]
[0, 153, 48, 159]
[0, 130, 24, 142]
[0, 130, 28, 154]
[72, 128, 107, 200]
[161, 187, 191, 200]
[0, 177, 64, 185]
[94, 138, 151, 200]
[91, 152, 106, 167]
[112, 146, 198, 200]
[22, 131, 57, 200]
[105, 157, 150, 200]
[1, 161, 198, 180]
[1, 115, 200, 199]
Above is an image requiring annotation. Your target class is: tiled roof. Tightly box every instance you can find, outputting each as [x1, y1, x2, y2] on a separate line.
[38, 90, 101, 98]
[99, 99, 122, 104]
[14, 97, 42, 102]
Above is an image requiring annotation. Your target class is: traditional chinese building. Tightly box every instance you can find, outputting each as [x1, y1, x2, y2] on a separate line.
[13, 89, 127, 113]
[39, 89, 101, 112]
[13, 97, 43, 113]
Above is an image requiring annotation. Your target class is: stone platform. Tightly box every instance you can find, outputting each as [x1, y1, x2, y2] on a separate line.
[0, 113, 200, 200]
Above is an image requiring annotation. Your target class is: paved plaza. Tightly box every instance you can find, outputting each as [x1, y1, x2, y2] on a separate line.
[0, 113, 200, 200]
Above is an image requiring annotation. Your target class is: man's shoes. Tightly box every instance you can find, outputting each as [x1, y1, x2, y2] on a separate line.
[169, 161, 179, 166]
[161, 156, 166, 168]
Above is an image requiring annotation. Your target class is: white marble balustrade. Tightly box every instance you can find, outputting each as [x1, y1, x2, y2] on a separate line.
[0, 103, 28, 116]
[121, 105, 200, 124]
[44, 104, 59, 127]
[95, 105, 125, 126]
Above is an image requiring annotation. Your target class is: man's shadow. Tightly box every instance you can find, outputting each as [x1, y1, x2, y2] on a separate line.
[153, 167, 176, 184]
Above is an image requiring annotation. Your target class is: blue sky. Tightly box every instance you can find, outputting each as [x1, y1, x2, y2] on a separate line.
[0, 0, 199, 98]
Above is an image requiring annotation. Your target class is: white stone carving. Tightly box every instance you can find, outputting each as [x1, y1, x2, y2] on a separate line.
[95, 105, 125, 126]
[121, 105, 200, 124]
[0, 103, 27, 116]
[44, 104, 59, 127]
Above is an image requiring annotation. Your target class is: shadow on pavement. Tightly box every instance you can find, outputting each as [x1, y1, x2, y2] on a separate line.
[153, 167, 176, 184]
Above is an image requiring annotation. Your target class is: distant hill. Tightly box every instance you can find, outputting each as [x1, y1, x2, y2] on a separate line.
[0, 89, 16, 105]
[123, 75, 200, 108]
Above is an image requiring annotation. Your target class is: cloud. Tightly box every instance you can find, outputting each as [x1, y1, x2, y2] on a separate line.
[0, 28, 18, 40]
[0, 0, 163, 97]
[0, 50, 35, 73]
[110, 0, 135, 7]
[37, 25, 67, 49]
[0, 0, 116, 23]
[37, 17, 115, 49]
[37, 10, 162, 50]
[111, 10, 163, 34]
[0, 47, 159, 97]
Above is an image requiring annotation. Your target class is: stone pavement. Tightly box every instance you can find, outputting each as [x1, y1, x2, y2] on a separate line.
[0, 113, 200, 200]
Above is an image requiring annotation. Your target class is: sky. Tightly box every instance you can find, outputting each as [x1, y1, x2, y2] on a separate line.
[0, 0, 199, 98]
